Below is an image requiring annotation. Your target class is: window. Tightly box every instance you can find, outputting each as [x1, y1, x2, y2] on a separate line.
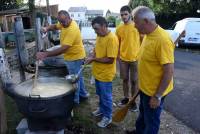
[71, 14, 74, 17]
[78, 14, 80, 17]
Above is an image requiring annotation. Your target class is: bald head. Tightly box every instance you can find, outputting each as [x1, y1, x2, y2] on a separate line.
[132, 6, 155, 21]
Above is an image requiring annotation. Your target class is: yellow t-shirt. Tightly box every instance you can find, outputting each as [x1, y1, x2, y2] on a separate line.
[137, 26, 175, 97]
[116, 22, 140, 61]
[92, 32, 119, 82]
[56, 21, 86, 60]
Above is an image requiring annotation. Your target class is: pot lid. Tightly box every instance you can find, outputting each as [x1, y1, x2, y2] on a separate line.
[14, 77, 75, 98]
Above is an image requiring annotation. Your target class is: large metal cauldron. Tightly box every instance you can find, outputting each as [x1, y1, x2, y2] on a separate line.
[38, 56, 68, 77]
[5, 77, 76, 131]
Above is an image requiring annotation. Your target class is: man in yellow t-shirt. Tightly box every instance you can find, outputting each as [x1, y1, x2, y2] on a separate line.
[116, 5, 140, 111]
[85, 16, 118, 128]
[126, 6, 175, 134]
[37, 10, 89, 105]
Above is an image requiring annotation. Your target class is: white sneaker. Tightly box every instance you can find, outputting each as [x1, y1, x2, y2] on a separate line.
[92, 108, 102, 117]
[97, 117, 112, 128]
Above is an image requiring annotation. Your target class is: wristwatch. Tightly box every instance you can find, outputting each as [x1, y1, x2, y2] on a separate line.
[154, 94, 162, 101]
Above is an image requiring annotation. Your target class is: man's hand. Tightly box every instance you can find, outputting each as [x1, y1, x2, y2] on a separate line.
[149, 96, 161, 109]
[85, 57, 95, 64]
[40, 27, 48, 34]
[36, 52, 48, 60]
[85, 51, 96, 64]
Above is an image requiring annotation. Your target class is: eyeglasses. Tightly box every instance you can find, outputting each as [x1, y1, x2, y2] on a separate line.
[121, 13, 128, 16]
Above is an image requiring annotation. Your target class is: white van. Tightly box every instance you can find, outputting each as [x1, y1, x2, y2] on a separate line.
[171, 18, 200, 47]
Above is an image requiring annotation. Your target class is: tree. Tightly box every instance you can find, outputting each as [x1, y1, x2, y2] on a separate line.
[0, 0, 24, 11]
[128, 0, 200, 15]
[107, 16, 116, 27]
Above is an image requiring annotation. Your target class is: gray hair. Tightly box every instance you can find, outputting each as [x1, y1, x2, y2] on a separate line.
[132, 6, 155, 21]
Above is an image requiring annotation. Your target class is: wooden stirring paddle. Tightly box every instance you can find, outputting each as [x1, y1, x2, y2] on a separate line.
[33, 60, 39, 88]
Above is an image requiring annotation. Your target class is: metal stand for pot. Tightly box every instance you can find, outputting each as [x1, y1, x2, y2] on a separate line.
[25, 129, 64, 134]
[16, 118, 65, 134]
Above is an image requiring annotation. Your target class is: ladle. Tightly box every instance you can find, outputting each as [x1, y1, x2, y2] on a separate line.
[65, 64, 87, 83]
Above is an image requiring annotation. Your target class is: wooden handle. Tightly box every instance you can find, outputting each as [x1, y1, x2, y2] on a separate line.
[127, 91, 140, 107]
[33, 60, 39, 88]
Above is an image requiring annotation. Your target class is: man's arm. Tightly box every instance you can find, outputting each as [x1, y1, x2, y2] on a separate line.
[93, 57, 114, 64]
[85, 56, 114, 64]
[150, 63, 174, 109]
[155, 63, 174, 96]
[115, 29, 120, 59]
[41, 24, 58, 33]
[36, 45, 70, 60]
[174, 30, 185, 45]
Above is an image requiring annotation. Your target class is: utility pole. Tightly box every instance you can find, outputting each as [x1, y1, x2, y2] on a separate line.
[45, 0, 52, 49]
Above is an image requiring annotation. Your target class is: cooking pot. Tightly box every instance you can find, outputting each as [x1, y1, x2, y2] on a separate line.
[4, 77, 76, 131]
[38, 56, 68, 77]
[38, 65, 68, 77]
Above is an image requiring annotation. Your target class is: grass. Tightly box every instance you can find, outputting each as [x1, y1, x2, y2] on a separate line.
[5, 96, 22, 134]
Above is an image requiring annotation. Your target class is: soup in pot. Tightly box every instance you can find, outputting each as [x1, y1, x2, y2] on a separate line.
[14, 77, 74, 98]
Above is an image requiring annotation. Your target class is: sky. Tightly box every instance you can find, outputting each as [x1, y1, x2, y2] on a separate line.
[35, 0, 130, 14]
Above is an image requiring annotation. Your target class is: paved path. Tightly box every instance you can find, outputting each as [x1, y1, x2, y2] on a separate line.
[164, 50, 200, 132]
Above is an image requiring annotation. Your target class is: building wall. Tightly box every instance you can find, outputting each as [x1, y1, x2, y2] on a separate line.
[69, 12, 86, 23]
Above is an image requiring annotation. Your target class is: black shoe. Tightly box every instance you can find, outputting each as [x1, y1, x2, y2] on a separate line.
[80, 93, 90, 102]
[126, 129, 137, 134]
[118, 98, 129, 106]
[80, 96, 88, 102]
[129, 103, 138, 112]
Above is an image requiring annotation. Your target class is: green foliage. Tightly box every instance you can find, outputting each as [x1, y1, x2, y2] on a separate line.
[128, 0, 200, 15]
[0, 0, 20, 10]
[106, 16, 117, 27]
[28, 0, 35, 11]
[107, 16, 116, 23]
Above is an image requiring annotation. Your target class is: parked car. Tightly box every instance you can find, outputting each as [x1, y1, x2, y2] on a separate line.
[170, 18, 200, 47]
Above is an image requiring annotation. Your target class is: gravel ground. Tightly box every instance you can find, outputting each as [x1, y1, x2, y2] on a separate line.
[70, 68, 198, 134]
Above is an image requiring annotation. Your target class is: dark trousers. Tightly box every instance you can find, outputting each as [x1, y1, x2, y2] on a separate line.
[136, 91, 165, 134]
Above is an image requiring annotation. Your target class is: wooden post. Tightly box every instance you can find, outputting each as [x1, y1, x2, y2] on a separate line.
[14, 17, 28, 82]
[46, 0, 52, 49]
[0, 29, 7, 134]
[0, 82, 7, 134]
[46, 0, 51, 17]
[2, 16, 8, 32]
[0, 29, 5, 48]
[35, 18, 43, 51]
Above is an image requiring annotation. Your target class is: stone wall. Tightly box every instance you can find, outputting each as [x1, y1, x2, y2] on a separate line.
[5, 42, 36, 71]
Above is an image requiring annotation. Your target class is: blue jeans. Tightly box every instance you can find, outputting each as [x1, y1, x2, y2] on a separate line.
[95, 79, 112, 119]
[65, 59, 88, 104]
[136, 91, 165, 134]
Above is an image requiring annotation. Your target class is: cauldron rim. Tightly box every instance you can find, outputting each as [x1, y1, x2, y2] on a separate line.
[8, 87, 76, 100]
[6, 78, 76, 100]
[38, 65, 66, 69]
